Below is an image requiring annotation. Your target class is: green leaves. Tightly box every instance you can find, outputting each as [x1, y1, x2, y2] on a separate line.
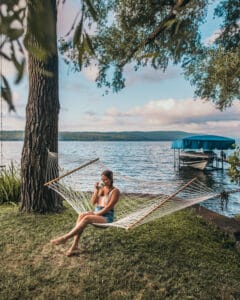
[0, 0, 26, 110]
[75, 33, 96, 70]
[228, 145, 240, 184]
[91, 0, 239, 107]
[84, 0, 98, 21]
[182, 0, 240, 108]
[2, 0, 238, 112]
[164, 18, 177, 30]
[61, 0, 98, 71]
[5, 29, 24, 41]
[183, 46, 240, 110]
[85, 32, 95, 55]
[0, 75, 15, 112]
[0, 6, 25, 39]
[88, 0, 211, 93]
[10, 49, 26, 84]
[71, 13, 96, 70]
[73, 16, 84, 48]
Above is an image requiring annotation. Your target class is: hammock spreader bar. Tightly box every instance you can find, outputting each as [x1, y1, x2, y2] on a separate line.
[44, 157, 99, 186]
[126, 177, 197, 230]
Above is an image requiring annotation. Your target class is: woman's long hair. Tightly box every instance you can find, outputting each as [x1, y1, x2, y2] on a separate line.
[101, 170, 113, 187]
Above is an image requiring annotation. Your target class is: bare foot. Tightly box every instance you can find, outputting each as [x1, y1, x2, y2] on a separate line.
[50, 236, 67, 245]
[66, 248, 80, 257]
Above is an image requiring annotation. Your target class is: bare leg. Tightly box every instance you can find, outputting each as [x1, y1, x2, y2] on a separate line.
[65, 215, 85, 255]
[66, 213, 98, 256]
[66, 235, 81, 257]
[64, 215, 106, 240]
[50, 215, 107, 251]
[50, 212, 93, 246]
[66, 215, 86, 256]
[70, 212, 96, 243]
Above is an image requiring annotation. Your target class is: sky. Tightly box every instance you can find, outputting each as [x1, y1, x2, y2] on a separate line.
[2, 1, 240, 138]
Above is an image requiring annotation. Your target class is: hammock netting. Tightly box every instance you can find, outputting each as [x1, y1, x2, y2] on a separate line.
[45, 151, 219, 230]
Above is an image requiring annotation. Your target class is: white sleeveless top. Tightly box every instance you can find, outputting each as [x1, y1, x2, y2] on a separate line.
[98, 188, 115, 207]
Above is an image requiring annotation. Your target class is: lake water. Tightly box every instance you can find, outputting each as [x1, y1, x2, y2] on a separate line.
[1, 141, 240, 217]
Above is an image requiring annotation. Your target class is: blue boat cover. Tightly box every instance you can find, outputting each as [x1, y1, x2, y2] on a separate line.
[171, 135, 235, 150]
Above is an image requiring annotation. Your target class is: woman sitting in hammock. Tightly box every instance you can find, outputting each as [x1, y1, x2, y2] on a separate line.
[50, 170, 120, 256]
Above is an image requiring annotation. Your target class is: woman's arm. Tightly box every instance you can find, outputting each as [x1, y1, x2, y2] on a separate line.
[94, 188, 120, 216]
[91, 182, 103, 205]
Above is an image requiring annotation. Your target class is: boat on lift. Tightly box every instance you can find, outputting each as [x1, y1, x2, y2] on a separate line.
[179, 151, 215, 170]
[171, 135, 235, 170]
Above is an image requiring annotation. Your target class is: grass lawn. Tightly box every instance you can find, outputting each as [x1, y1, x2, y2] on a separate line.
[0, 204, 240, 300]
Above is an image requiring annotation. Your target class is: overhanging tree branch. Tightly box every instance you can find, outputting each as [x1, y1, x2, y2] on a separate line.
[118, 0, 189, 68]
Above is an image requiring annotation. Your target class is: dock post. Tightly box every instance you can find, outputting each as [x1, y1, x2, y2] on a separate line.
[178, 149, 180, 170]
[174, 149, 176, 169]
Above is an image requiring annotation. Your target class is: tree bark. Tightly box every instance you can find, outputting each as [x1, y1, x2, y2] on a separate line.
[20, 0, 62, 212]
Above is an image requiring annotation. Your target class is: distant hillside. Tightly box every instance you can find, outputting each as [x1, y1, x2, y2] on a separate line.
[1, 131, 195, 141]
[58, 131, 195, 141]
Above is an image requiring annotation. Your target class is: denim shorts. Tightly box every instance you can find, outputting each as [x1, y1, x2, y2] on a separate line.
[95, 206, 114, 223]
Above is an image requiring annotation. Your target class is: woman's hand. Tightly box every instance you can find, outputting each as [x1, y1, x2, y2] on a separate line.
[81, 211, 95, 217]
[94, 182, 99, 191]
[91, 182, 101, 205]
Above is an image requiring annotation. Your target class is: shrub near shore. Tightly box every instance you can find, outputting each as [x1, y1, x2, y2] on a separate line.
[0, 163, 20, 204]
[0, 204, 240, 299]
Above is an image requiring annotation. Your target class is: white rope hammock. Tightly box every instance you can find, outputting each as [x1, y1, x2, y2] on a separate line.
[45, 151, 219, 230]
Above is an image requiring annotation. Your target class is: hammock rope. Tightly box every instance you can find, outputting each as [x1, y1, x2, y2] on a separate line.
[45, 151, 220, 230]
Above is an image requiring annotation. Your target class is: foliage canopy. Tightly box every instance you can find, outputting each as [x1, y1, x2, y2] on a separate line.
[1, 0, 239, 109]
[60, 0, 240, 108]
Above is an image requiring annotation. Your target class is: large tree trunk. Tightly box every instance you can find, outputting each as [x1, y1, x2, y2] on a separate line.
[20, 0, 62, 212]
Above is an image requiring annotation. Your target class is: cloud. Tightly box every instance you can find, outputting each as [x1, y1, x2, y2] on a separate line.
[124, 65, 179, 86]
[204, 29, 222, 45]
[60, 98, 240, 137]
[82, 65, 99, 82]
[128, 98, 240, 125]
[204, 22, 240, 46]
[84, 110, 96, 117]
[60, 80, 89, 92]
[2, 110, 25, 130]
[4, 88, 239, 138]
